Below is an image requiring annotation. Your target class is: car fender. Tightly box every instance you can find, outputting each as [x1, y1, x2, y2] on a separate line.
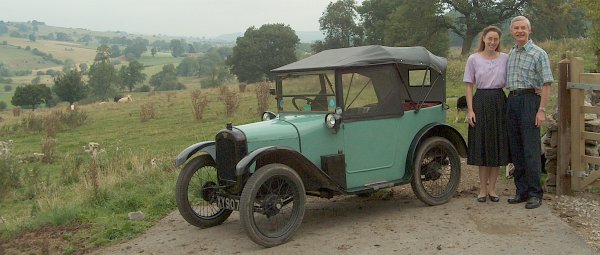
[405, 123, 467, 178]
[236, 146, 342, 192]
[175, 141, 215, 168]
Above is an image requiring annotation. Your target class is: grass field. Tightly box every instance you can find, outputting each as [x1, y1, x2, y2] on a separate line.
[0, 43, 54, 71]
[0, 36, 96, 65]
[0, 84, 268, 249]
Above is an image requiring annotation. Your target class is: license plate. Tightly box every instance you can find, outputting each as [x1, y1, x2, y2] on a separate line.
[217, 195, 239, 211]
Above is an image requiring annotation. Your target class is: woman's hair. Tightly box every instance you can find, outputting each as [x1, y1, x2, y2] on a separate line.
[477, 26, 502, 52]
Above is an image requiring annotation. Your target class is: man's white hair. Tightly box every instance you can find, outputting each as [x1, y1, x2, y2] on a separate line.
[511, 16, 531, 30]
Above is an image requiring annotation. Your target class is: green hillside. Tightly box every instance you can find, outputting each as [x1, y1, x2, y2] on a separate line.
[0, 43, 56, 71]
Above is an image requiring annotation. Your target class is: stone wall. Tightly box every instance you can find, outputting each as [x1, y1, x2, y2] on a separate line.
[543, 91, 600, 192]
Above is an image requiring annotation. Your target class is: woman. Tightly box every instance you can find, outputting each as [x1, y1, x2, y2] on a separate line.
[463, 26, 510, 203]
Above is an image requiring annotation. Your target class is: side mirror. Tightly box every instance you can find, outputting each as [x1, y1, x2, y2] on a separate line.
[269, 88, 276, 95]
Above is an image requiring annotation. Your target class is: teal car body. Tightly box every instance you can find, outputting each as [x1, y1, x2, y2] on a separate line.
[236, 105, 447, 191]
[175, 45, 468, 248]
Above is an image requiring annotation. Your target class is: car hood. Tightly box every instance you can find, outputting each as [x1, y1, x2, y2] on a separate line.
[236, 113, 326, 151]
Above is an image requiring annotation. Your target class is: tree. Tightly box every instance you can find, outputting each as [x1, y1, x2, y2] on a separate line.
[118, 61, 146, 92]
[11, 84, 52, 111]
[188, 44, 196, 53]
[176, 57, 200, 77]
[28, 33, 36, 42]
[149, 64, 185, 91]
[89, 45, 117, 100]
[79, 34, 92, 43]
[55, 32, 73, 42]
[357, 0, 405, 45]
[313, 0, 364, 52]
[384, 0, 449, 57]
[442, 0, 528, 55]
[151, 47, 157, 57]
[111, 45, 122, 58]
[199, 48, 233, 87]
[0, 21, 7, 35]
[227, 24, 299, 82]
[31, 76, 41, 85]
[123, 42, 147, 60]
[170, 39, 186, 57]
[79, 63, 89, 74]
[94, 45, 112, 63]
[576, 0, 600, 71]
[53, 70, 87, 105]
[62, 58, 75, 73]
[0, 62, 11, 77]
[525, 0, 587, 41]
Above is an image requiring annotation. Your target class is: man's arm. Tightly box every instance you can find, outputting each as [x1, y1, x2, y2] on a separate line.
[535, 83, 551, 127]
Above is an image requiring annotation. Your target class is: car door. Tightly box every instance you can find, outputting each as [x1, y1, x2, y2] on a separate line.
[339, 66, 405, 189]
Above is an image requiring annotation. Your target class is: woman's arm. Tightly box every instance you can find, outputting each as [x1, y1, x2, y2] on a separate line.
[466, 83, 476, 127]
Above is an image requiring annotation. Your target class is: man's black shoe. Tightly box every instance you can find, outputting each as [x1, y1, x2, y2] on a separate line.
[507, 195, 527, 204]
[525, 197, 542, 209]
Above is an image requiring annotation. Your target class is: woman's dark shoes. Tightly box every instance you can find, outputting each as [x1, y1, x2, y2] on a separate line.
[477, 196, 487, 202]
[525, 197, 542, 209]
[507, 195, 528, 204]
[488, 195, 500, 202]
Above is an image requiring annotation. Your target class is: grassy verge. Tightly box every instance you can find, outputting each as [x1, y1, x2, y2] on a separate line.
[0, 85, 267, 252]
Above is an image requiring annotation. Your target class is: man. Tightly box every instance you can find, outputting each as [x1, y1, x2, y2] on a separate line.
[505, 16, 553, 209]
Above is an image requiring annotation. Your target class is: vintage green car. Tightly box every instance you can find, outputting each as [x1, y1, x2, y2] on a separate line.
[175, 45, 467, 247]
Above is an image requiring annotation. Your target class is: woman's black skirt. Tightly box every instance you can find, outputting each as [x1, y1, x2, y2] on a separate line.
[467, 89, 510, 166]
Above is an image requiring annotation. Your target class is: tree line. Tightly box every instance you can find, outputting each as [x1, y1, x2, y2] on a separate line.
[6, 0, 600, 109]
[226, 0, 599, 83]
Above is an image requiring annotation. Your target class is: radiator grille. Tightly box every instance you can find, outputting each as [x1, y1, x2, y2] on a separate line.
[216, 137, 236, 181]
[215, 129, 246, 181]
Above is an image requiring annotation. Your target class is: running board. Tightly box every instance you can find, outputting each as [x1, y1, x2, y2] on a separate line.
[364, 181, 394, 191]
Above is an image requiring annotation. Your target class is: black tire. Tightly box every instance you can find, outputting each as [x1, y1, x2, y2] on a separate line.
[239, 163, 306, 247]
[175, 154, 232, 228]
[410, 137, 461, 206]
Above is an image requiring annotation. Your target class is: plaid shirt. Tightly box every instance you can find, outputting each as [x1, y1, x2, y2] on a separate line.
[506, 40, 554, 90]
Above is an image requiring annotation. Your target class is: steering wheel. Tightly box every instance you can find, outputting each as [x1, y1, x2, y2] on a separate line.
[292, 96, 313, 111]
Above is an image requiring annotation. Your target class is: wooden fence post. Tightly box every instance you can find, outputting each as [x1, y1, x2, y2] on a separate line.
[557, 58, 571, 195]
[569, 57, 585, 191]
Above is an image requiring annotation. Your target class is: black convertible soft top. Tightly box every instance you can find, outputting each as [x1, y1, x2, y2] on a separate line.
[272, 45, 447, 74]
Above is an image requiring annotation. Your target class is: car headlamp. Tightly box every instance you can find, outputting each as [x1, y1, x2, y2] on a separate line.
[261, 111, 277, 121]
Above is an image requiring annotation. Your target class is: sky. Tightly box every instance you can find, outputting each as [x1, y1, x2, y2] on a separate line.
[0, 0, 364, 38]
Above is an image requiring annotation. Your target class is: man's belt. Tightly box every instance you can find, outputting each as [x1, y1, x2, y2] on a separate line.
[508, 88, 536, 96]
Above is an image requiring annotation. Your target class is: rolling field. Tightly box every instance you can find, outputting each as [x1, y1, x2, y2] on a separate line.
[1, 36, 96, 65]
[0, 43, 54, 71]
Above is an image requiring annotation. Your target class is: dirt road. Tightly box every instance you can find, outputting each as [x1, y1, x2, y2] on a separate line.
[95, 186, 596, 255]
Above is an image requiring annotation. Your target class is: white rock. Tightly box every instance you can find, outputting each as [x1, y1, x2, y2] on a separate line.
[128, 211, 145, 221]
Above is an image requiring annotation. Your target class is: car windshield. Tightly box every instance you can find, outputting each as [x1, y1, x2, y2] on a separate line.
[278, 71, 336, 112]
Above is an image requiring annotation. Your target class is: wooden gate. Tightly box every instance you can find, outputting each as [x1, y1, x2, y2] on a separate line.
[557, 57, 600, 194]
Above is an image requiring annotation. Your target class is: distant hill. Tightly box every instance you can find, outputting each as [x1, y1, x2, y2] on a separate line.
[213, 31, 324, 43]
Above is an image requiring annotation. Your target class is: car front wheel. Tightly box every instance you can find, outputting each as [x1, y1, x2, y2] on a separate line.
[411, 137, 461, 206]
[239, 163, 306, 247]
[175, 154, 232, 228]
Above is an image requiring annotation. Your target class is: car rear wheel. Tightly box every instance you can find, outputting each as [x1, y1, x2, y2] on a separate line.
[239, 163, 306, 247]
[175, 154, 232, 228]
[411, 137, 461, 206]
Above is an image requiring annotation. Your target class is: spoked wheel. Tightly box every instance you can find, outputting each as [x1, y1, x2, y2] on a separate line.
[176, 154, 232, 228]
[239, 163, 306, 247]
[411, 137, 461, 206]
